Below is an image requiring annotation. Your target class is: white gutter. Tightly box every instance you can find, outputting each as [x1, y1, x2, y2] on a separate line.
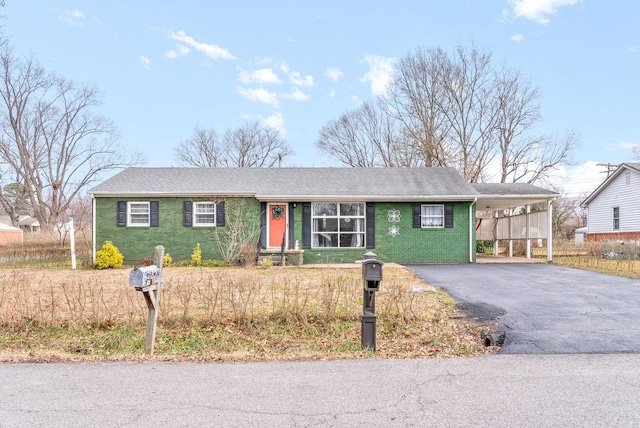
[469, 198, 477, 263]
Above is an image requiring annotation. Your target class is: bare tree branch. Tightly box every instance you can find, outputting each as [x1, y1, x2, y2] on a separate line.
[0, 47, 135, 235]
[174, 127, 222, 167]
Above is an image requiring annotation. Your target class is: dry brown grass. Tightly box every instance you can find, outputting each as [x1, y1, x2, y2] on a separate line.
[0, 265, 496, 362]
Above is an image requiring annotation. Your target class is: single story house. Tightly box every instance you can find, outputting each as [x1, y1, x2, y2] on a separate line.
[580, 162, 640, 242]
[89, 167, 558, 265]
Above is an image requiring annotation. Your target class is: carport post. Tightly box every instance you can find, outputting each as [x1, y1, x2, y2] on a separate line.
[508, 208, 513, 258]
[526, 204, 531, 259]
[547, 199, 553, 262]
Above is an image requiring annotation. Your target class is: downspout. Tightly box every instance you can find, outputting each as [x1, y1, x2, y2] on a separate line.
[92, 195, 96, 264]
[469, 198, 477, 263]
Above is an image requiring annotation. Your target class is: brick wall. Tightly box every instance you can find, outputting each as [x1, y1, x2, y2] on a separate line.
[298, 202, 473, 264]
[95, 197, 261, 264]
[96, 198, 474, 265]
[586, 231, 640, 242]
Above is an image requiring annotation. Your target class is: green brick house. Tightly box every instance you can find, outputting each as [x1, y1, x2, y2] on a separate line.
[89, 167, 557, 265]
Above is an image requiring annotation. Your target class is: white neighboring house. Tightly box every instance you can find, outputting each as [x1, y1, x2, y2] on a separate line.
[18, 215, 40, 234]
[580, 163, 640, 242]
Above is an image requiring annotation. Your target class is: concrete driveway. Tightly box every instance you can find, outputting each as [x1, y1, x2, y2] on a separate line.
[407, 263, 640, 354]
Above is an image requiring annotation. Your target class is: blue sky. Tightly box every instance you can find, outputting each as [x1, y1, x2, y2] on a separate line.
[4, 0, 640, 197]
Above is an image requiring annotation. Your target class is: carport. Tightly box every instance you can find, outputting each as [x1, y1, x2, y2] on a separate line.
[473, 183, 558, 262]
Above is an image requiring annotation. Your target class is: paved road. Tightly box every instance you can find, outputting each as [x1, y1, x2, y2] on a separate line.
[408, 263, 640, 354]
[1, 355, 640, 427]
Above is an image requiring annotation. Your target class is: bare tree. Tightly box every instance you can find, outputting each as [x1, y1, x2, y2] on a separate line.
[633, 145, 640, 161]
[386, 46, 452, 167]
[176, 121, 292, 168]
[0, 47, 135, 235]
[317, 42, 576, 186]
[221, 121, 292, 168]
[504, 130, 578, 185]
[174, 127, 222, 167]
[317, 101, 409, 167]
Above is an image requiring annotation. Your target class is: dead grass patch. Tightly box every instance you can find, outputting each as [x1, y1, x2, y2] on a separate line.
[0, 265, 497, 362]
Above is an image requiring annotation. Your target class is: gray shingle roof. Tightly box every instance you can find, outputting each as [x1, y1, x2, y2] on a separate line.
[471, 183, 558, 196]
[89, 167, 480, 201]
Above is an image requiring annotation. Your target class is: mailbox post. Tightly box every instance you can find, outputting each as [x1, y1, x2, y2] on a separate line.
[129, 245, 165, 354]
[361, 251, 383, 351]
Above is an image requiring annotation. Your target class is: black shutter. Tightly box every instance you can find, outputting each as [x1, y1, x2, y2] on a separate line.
[412, 205, 421, 228]
[117, 201, 126, 227]
[445, 204, 454, 228]
[216, 201, 226, 227]
[302, 202, 311, 249]
[183, 201, 193, 227]
[288, 202, 295, 249]
[150, 201, 159, 227]
[259, 202, 266, 249]
[366, 202, 375, 249]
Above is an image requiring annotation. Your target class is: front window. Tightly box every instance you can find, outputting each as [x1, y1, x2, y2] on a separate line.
[312, 202, 365, 248]
[421, 205, 444, 228]
[194, 202, 216, 226]
[613, 207, 620, 231]
[128, 202, 150, 226]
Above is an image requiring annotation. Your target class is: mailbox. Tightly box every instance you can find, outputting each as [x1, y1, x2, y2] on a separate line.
[362, 259, 383, 281]
[129, 265, 161, 288]
[362, 259, 383, 292]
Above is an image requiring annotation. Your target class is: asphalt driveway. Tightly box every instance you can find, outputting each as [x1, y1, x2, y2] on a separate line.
[407, 263, 640, 354]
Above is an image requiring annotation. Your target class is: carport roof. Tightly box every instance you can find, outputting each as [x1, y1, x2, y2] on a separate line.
[472, 183, 559, 211]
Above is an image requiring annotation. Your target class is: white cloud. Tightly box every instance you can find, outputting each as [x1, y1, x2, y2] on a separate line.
[328, 89, 336, 97]
[165, 44, 190, 59]
[236, 86, 279, 108]
[262, 112, 286, 135]
[628, 45, 638, 53]
[169, 30, 236, 60]
[282, 87, 310, 102]
[509, 0, 582, 25]
[360, 54, 395, 97]
[140, 55, 151, 69]
[619, 141, 639, 151]
[60, 9, 86, 26]
[511, 33, 525, 42]
[325, 67, 344, 82]
[552, 161, 607, 198]
[238, 68, 281, 84]
[279, 63, 314, 86]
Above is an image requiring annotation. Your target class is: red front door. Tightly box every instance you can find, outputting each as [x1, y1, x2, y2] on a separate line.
[268, 204, 287, 248]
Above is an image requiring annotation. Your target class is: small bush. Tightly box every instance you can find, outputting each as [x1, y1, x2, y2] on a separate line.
[191, 243, 202, 267]
[94, 241, 124, 269]
[259, 255, 274, 269]
[163, 253, 173, 267]
[140, 258, 154, 266]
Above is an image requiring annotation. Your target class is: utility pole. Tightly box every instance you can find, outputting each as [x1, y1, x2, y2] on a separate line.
[597, 163, 619, 177]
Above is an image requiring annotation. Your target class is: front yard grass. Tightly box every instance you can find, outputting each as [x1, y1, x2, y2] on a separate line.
[0, 265, 496, 362]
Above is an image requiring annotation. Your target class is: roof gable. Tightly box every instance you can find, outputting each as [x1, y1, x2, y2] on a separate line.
[581, 163, 640, 207]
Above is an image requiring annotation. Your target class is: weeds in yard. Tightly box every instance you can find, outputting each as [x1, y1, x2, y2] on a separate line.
[0, 266, 493, 361]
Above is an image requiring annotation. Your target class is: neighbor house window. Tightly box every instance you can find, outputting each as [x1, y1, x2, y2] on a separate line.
[128, 202, 150, 226]
[420, 205, 444, 228]
[311, 202, 365, 248]
[613, 207, 620, 231]
[193, 202, 216, 226]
